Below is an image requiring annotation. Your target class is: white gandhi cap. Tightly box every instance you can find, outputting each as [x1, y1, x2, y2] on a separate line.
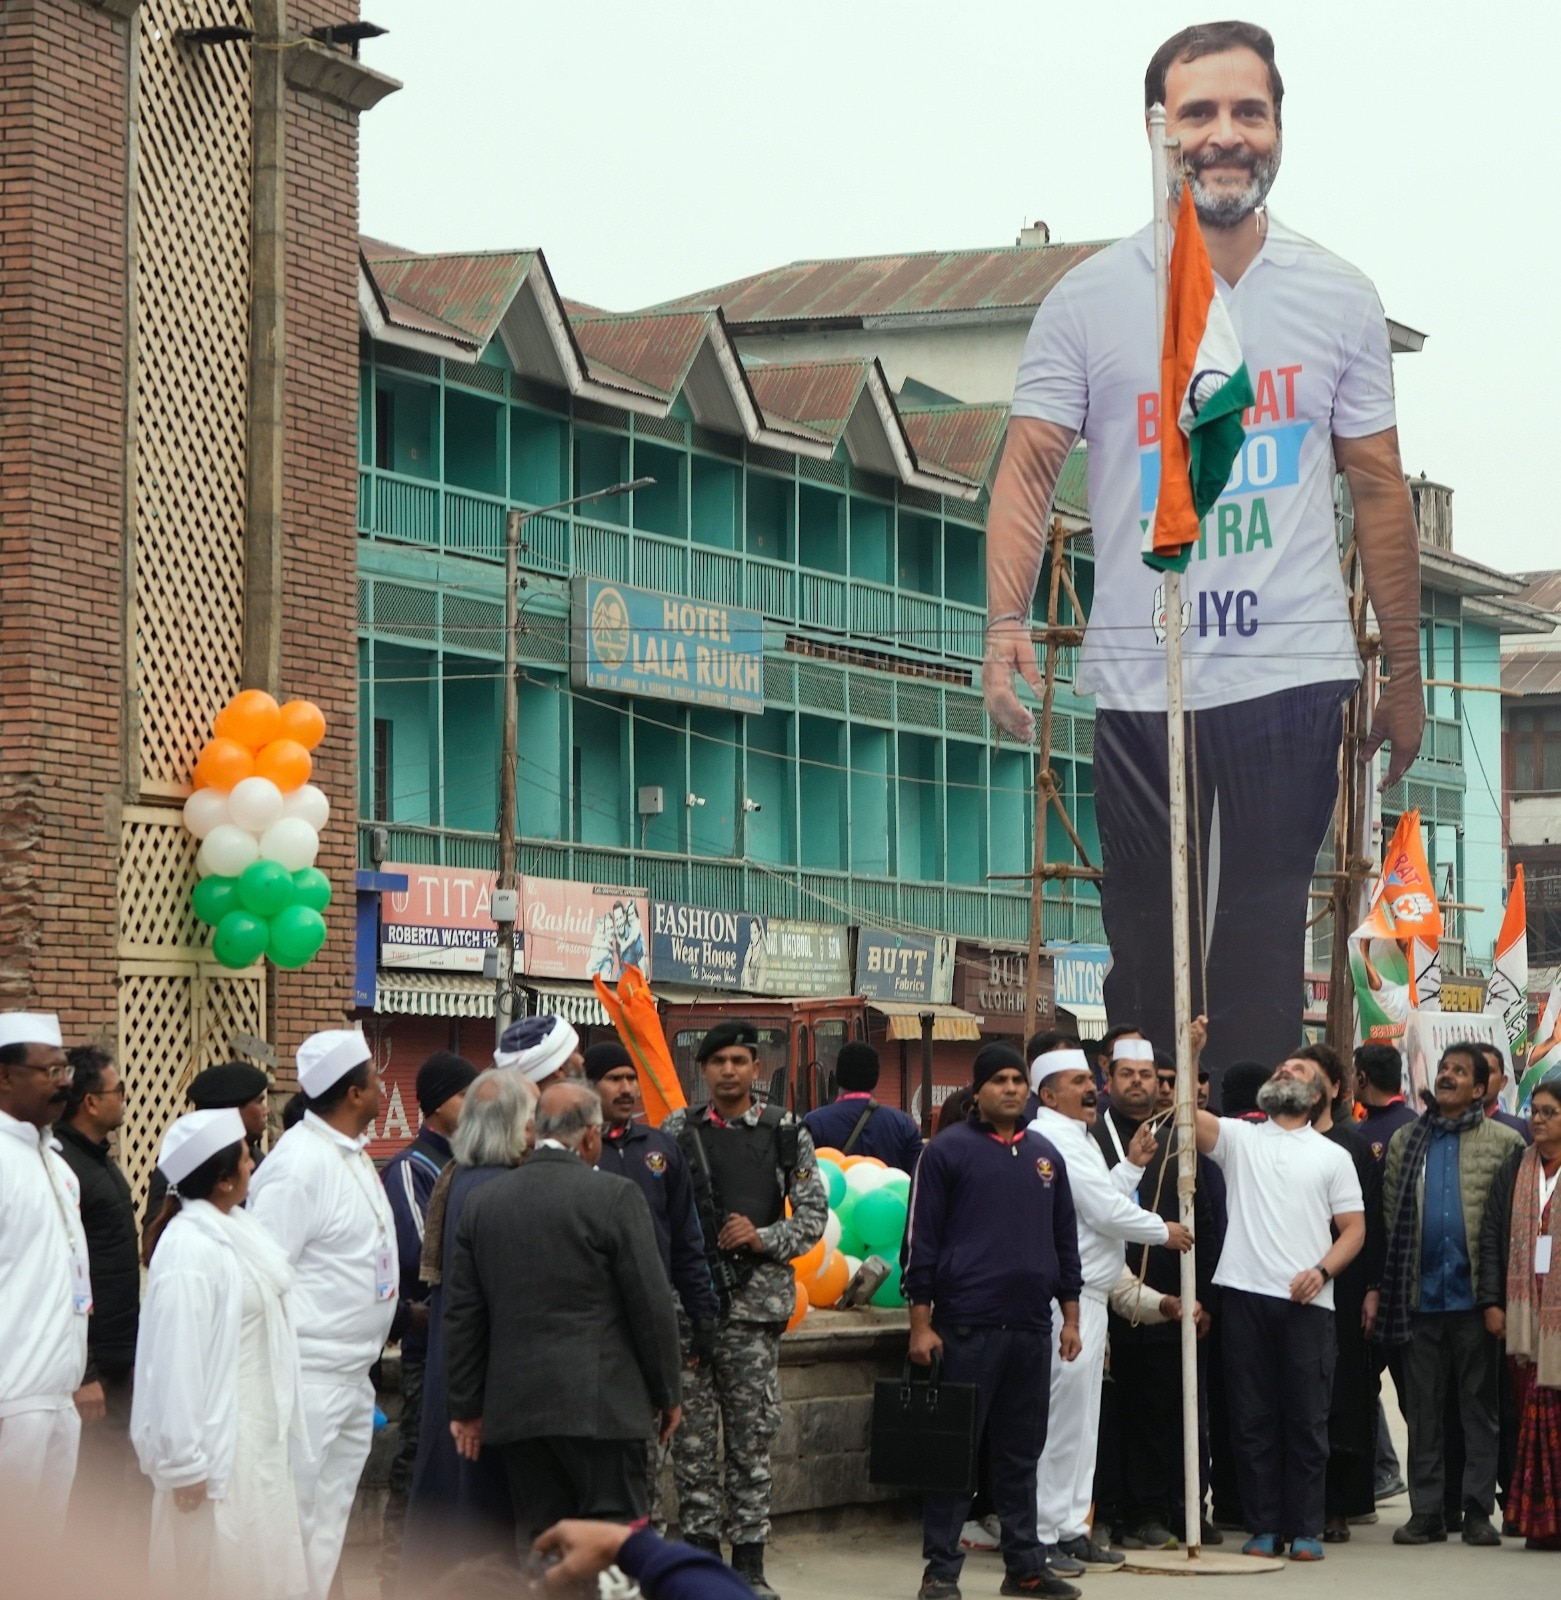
[1031, 1047, 1091, 1091]
[1111, 1038, 1155, 1062]
[0, 1012, 63, 1050]
[158, 1108, 247, 1185]
[297, 1029, 372, 1097]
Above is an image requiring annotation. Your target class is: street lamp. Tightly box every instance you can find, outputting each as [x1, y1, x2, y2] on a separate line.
[493, 478, 654, 1044]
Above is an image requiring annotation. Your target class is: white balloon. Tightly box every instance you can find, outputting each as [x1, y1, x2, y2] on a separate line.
[182, 787, 230, 840]
[823, 1210, 842, 1252]
[844, 1161, 893, 1195]
[281, 782, 330, 834]
[199, 823, 260, 879]
[840, 1254, 862, 1283]
[227, 776, 285, 834]
[260, 817, 320, 872]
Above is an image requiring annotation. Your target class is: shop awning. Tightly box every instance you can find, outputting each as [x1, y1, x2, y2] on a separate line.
[869, 1002, 985, 1042]
[1058, 1003, 1108, 1031]
[521, 980, 612, 1029]
[373, 971, 495, 1018]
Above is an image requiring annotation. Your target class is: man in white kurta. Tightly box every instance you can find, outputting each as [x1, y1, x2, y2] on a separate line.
[0, 1013, 90, 1540]
[248, 1030, 396, 1600]
[1028, 1047, 1190, 1570]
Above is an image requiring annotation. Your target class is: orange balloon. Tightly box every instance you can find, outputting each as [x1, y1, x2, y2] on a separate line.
[808, 1251, 850, 1309]
[278, 699, 327, 751]
[839, 1155, 870, 1170]
[255, 738, 312, 793]
[786, 1276, 809, 1332]
[193, 737, 256, 792]
[861, 1157, 887, 1168]
[215, 689, 281, 751]
[792, 1237, 827, 1278]
[813, 1147, 845, 1164]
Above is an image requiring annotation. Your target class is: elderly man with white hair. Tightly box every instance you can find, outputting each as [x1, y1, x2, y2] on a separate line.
[0, 1012, 91, 1540]
[1028, 1043, 1192, 1573]
[248, 1029, 397, 1599]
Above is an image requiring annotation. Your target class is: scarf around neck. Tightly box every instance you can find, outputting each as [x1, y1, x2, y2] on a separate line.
[1505, 1146, 1561, 1387]
[1379, 1101, 1485, 1347]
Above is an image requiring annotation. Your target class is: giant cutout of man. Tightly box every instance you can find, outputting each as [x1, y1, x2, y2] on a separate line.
[984, 21, 1424, 1085]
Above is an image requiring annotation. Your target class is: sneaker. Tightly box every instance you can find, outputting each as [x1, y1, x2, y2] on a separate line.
[1347, 1512, 1379, 1526]
[1056, 1537, 1125, 1569]
[1393, 1513, 1448, 1545]
[1240, 1534, 1280, 1557]
[1120, 1522, 1177, 1550]
[1000, 1575, 1081, 1600]
[917, 1580, 962, 1600]
[730, 1543, 778, 1599]
[1289, 1537, 1325, 1561]
[1199, 1518, 1225, 1547]
[1211, 1510, 1246, 1532]
[1323, 1515, 1350, 1544]
[1461, 1509, 1502, 1547]
[1374, 1475, 1407, 1500]
[1042, 1546, 1087, 1577]
[960, 1521, 999, 1553]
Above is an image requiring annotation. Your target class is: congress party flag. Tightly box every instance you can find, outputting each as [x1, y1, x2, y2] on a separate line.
[1484, 864, 1530, 1064]
[1521, 979, 1561, 1108]
[1349, 810, 1444, 1041]
[1145, 184, 1256, 573]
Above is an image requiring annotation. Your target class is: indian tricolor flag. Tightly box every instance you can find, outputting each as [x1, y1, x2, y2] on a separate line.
[1145, 184, 1255, 572]
[1484, 863, 1529, 1065]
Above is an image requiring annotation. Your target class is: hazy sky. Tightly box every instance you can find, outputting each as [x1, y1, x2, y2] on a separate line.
[360, 2, 1558, 575]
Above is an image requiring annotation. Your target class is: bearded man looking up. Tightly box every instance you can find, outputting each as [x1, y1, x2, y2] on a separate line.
[1193, 1066, 1365, 1560]
[984, 19, 1422, 1087]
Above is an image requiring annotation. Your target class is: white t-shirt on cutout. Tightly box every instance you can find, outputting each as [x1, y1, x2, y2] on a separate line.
[1208, 1115, 1364, 1309]
[1011, 217, 1396, 713]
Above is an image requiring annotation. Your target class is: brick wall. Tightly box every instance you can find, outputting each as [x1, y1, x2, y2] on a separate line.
[272, 2, 368, 1073]
[0, 2, 129, 1036]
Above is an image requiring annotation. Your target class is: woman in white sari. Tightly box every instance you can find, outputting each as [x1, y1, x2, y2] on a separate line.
[132, 1108, 309, 1599]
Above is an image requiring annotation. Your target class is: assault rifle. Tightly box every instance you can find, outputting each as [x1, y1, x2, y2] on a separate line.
[676, 1116, 751, 1318]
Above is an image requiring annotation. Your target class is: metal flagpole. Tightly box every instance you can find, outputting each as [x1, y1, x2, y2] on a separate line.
[1148, 102, 1203, 1562]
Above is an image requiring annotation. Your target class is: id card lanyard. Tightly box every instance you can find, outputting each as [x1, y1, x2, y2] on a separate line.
[38, 1143, 91, 1315]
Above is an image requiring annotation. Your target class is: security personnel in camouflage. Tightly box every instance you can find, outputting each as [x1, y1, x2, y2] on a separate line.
[662, 1020, 827, 1600]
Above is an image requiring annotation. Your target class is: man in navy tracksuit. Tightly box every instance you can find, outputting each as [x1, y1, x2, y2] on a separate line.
[905, 1042, 1085, 1600]
[803, 1042, 923, 1173]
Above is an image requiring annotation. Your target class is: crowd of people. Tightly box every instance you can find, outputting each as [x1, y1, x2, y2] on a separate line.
[2, 1003, 1559, 1600]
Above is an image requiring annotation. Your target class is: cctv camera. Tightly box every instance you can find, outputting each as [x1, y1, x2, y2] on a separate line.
[742, 798, 762, 814]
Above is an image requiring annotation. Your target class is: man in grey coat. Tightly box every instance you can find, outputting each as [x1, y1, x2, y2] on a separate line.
[444, 1080, 683, 1547]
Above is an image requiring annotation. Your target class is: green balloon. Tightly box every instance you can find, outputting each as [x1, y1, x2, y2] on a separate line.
[268, 905, 326, 970]
[238, 858, 296, 918]
[881, 1171, 912, 1201]
[870, 1261, 904, 1308]
[192, 875, 240, 927]
[291, 867, 333, 913]
[834, 1187, 860, 1230]
[817, 1160, 847, 1209]
[853, 1187, 909, 1254]
[213, 909, 269, 969]
[836, 1225, 868, 1261]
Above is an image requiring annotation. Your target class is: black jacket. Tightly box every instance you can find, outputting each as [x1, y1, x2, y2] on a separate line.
[1476, 1144, 1525, 1309]
[53, 1122, 140, 1377]
[444, 1146, 682, 1445]
[1092, 1105, 1217, 1341]
[598, 1120, 719, 1324]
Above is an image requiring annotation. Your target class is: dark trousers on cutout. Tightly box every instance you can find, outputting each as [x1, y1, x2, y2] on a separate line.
[1222, 1289, 1335, 1541]
[922, 1325, 1051, 1583]
[1095, 680, 1353, 1096]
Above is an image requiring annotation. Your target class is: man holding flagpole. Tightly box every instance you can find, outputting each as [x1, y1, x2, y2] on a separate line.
[983, 19, 1425, 1090]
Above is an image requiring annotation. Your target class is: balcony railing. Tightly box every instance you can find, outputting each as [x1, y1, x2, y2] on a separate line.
[359, 821, 1105, 948]
[356, 468, 1064, 674]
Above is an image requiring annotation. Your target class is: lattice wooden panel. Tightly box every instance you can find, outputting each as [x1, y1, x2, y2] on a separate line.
[129, 0, 253, 795]
[117, 963, 265, 1210]
[118, 807, 200, 956]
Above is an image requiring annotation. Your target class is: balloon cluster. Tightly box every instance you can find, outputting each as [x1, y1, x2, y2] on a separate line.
[787, 1151, 910, 1328]
[183, 691, 333, 971]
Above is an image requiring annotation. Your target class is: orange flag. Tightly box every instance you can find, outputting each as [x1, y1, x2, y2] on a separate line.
[592, 965, 686, 1127]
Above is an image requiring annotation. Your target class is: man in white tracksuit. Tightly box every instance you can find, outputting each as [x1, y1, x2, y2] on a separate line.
[0, 1013, 91, 1543]
[249, 1029, 396, 1599]
[1028, 1046, 1193, 1572]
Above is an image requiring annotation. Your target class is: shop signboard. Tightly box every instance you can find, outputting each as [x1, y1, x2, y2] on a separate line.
[571, 577, 764, 715]
[952, 941, 1054, 1031]
[854, 929, 955, 1005]
[380, 862, 513, 973]
[757, 919, 851, 997]
[523, 875, 650, 983]
[1049, 943, 1112, 1018]
[650, 906, 851, 996]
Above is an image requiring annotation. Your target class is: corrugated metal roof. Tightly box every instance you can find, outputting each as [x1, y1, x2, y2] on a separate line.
[744, 360, 872, 436]
[370, 248, 539, 345]
[570, 311, 715, 400]
[1502, 650, 1561, 698]
[1054, 446, 1089, 519]
[900, 404, 1009, 484]
[1515, 570, 1561, 615]
[652, 242, 1108, 326]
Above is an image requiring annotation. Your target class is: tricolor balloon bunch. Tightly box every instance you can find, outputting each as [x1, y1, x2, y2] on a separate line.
[787, 1152, 910, 1328]
[183, 691, 333, 971]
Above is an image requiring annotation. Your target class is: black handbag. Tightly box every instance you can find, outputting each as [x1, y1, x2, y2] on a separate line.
[869, 1354, 980, 1495]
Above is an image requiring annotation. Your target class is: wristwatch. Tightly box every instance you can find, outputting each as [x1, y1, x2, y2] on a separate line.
[1316, 1264, 1331, 1283]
